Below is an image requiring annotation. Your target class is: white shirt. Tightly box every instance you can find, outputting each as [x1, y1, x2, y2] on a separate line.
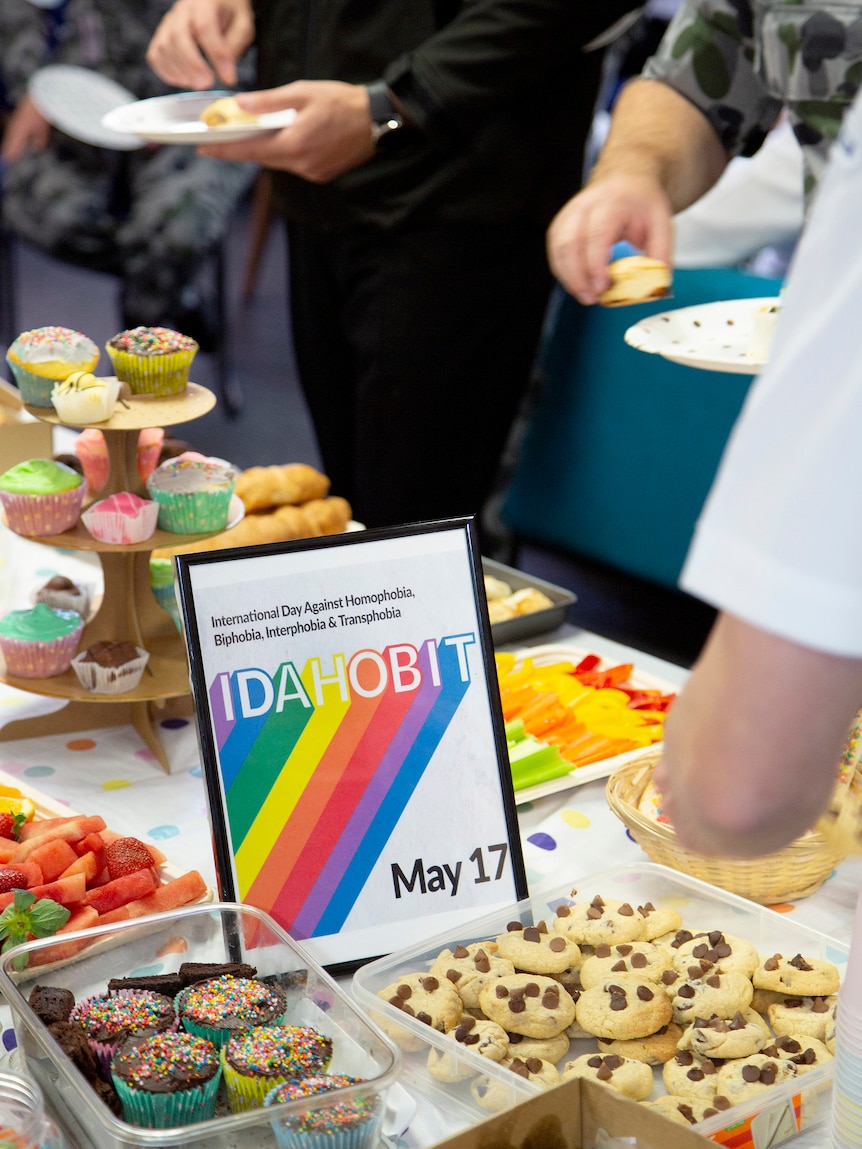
[680, 89, 862, 657]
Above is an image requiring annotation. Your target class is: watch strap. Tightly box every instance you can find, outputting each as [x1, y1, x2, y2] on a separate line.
[366, 80, 403, 144]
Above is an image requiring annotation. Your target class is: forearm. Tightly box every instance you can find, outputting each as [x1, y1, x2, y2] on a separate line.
[659, 614, 862, 857]
[591, 79, 729, 214]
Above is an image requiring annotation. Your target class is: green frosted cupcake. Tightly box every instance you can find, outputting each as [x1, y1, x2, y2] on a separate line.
[0, 458, 86, 536]
[149, 558, 181, 631]
[221, 1025, 333, 1112]
[146, 457, 237, 534]
[176, 976, 287, 1049]
[111, 1031, 221, 1129]
[105, 326, 198, 396]
[0, 603, 84, 678]
[264, 1074, 382, 1149]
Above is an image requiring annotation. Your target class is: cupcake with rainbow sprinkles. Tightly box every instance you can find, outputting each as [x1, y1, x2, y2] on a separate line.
[110, 1031, 221, 1129]
[6, 326, 99, 407]
[105, 326, 198, 396]
[264, 1074, 383, 1149]
[175, 975, 287, 1048]
[221, 1024, 333, 1112]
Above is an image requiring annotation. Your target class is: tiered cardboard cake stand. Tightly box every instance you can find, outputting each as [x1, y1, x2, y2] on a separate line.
[0, 383, 229, 771]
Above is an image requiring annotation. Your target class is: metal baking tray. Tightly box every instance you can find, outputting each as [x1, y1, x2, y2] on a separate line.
[482, 558, 576, 646]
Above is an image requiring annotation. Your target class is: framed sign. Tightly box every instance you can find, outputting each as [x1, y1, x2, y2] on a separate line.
[174, 518, 527, 972]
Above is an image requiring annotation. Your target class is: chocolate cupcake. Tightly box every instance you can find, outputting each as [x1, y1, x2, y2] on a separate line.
[69, 990, 178, 1075]
[264, 1074, 382, 1149]
[176, 976, 286, 1048]
[33, 575, 90, 619]
[110, 1031, 221, 1129]
[221, 1025, 333, 1112]
[70, 640, 150, 695]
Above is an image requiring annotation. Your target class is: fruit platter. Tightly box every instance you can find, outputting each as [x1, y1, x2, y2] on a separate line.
[0, 769, 212, 972]
[495, 643, 678, 802]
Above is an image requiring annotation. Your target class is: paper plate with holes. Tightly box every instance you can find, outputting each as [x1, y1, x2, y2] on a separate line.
[624, 297, 780, 375]
[103, 91, 297, 146]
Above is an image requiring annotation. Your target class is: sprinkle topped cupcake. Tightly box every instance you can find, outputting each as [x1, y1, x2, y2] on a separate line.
[146, 457, 238, 534]
[0, 603, 84, 678]
[106, 326, 198, 397]
[0, 458, 87, 536]
[6, 326, 100, 407]
[110, 1031, 221, 1129]
[177, 976, 286, 1048]
[70, 990, 178, 1072]
[264, 1074, 382, 1149]
[221, 1025, 334, 1112]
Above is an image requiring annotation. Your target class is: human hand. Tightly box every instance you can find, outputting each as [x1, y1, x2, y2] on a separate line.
[146, 0, 254, 89]
[1, 95, 51, 163]
[546, 173, 674, 305]
[196, 81, 376, 182]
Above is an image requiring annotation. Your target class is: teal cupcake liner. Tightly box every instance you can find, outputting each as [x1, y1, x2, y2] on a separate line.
[5, 360, 56, 408]
[151, 583, 182, 632]
[111, 1065, 221, 1129]
[105, 346, 195, 397]
[269, 1119, 381, 1149]
[264, 1089, 382, 1149]
[149, 487, 234, 534]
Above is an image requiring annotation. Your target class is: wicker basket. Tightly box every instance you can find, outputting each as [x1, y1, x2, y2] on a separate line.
[605, 748, 849, 905]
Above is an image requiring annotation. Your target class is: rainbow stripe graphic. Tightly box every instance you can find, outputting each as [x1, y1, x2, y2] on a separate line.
[209, 639, 472, 939]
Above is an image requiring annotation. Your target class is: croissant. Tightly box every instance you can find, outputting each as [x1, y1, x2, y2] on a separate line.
[234, 463, 330, 512]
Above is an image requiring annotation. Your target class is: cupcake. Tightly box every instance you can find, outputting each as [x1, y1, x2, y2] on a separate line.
[264, 1075, 382, 1149]
[0, 604, 84, 678]
[176, 976, 286, 1048]
[221, 1025, 333, 1112]
[105, 327, 198, 397]
[110, 1031, 221, 1129]
[0, 458, 86, 536]
[71, 641, 150, 695]
[149, 558, 181, 632]
[51, 371, 121, 424]
[33, 575, 90, 619]
[69, 990, 178, 1076]
[137, 428, 165, 483]
[146, 457, 237, 534]
[81, 491, 159, 544]
[74, 428, 109, 493]
[6, 326, 99, 407]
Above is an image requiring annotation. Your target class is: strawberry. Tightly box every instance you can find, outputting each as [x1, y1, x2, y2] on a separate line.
[0, 812, 25, 842]
[104, 837, 154, 881]
[0, 869, 26, 895]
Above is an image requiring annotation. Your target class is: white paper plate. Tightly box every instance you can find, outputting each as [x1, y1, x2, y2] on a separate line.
[505, 642, 678, 805]
[29, 65, 144, 151]
[102, 90, 297, 146]
[624, 297, 780, 375]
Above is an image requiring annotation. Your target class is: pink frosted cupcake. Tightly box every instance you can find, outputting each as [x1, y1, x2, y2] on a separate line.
[74, 428, 110, 493]
[106, 327, 198, 396]
[0, 604, 84, 678]
[82, 491, 159, 544]
[0, 459, 86, 536]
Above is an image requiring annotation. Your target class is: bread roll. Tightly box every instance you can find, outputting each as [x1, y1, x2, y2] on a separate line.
[234, 463, 330, 512]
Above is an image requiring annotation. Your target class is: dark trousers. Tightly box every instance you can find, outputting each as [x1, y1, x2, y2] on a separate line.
[286, 220, 553, 534]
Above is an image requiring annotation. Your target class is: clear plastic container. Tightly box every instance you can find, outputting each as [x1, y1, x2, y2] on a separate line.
[0, 1070, 65, 1149]
[353, 862, 849, 1147]
[0, 902, 400, 1149]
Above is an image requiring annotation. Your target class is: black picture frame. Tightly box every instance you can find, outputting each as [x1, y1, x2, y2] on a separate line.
[174, 517, 527, 974]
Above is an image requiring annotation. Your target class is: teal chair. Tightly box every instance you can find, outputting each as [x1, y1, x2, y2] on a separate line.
[500, 267, 783, 589]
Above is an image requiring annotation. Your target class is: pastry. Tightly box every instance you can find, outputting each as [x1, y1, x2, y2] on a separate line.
[574, 974, 672, 1040]
[6, 326, 99, 407]
[478, 973, 576, 1039]
[110, 1031, 222, 1129]
[500, 1055, 561, 1088]
[596, 255, 672, 307]
[220, 1025, 333, 1112]
[263, 1074, 383, 1149]
[200, 96, 260, 127]
[146, 456, 238, 534]
[561, 1052, 653, 1100]
[137, 428, 165, 483]
[177, 961, 258, 987]
[0, 603, 84, 678]
[71, 641, 150, 695]
[50, 371, 120, 423]
[234, 463, 330, 512]
[635, 901, 683, 940]
[494, 920, 581, 975]
[753, 952, 841, 997]
[149, 558, 181, 632]
[0, 457, 86, 536]
[505, 1030, 570, 1064]
[176, 976, 286, 1048]
[105, 326, 198, 397]
[82, 491, 159, 544]
[33, 575, 90, 619]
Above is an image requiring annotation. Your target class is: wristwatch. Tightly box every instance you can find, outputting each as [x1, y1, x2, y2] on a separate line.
[366, 80, 404, 145]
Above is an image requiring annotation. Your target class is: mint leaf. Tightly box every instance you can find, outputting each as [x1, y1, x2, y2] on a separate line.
[29, 898, 70, 938]
[0, 891, 70, 971]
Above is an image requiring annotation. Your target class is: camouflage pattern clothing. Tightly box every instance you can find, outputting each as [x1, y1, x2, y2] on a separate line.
[0, 0, 256, 333]
[644, 0, 862, 198]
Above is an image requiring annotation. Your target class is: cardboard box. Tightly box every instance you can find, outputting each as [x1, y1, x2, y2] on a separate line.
[0, 417, 53, 473]
[427, 1076, 711, 1148]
